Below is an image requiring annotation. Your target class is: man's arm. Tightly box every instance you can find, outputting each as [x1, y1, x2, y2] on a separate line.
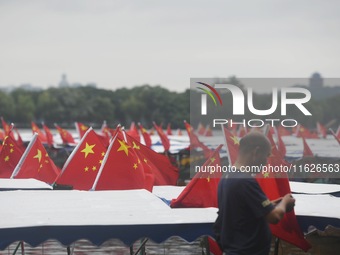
[266, 194, 295, 224]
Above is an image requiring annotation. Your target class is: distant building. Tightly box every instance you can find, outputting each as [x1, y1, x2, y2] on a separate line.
[59, 74, 69, 88]
[309, 72, 323, 89]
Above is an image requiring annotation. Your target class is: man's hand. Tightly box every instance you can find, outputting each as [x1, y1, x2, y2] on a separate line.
[282, 194, 295, 212]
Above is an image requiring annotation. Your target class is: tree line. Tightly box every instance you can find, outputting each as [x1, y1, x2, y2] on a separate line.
[0, 83, 339, 130]
[0, 85, 189, 129]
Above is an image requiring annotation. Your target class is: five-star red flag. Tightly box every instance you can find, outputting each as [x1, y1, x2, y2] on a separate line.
[55, 124, 76, 144]
[0, 134, 25, 178]
[302, 137, 313, 157]
[42, 123, 54, 147]
[170, 144, 223, 208]
[221, 126, 239, 166]
[295, 124, 318, 139]
[255, 130, 311, 252]
[31, 121, 47, 143]
[138, 123, 152, 148]
[166, 123, 172, 136]
[75, 122, 90, 139]
[11, 134, 60, 184]
[316, 122, 327, 139]
[127, 122, 140, 142]
[1, 117, 11, 136]
[55, 128, 107, 190]
[125, 131, 179, 186]
[153, 122, 170, 152]
[184, 121, 212, 158]
[92, 130, 149, 191]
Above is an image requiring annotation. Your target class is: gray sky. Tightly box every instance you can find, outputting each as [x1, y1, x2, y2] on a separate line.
[0, 0, 339, 92]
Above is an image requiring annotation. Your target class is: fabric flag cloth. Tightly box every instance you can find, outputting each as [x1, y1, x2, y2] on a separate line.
[1, 117, 11, 136]
[42, 123, 54, 147]
[91, 130, 150, 191]
[204, 125, 213, 137]
[277, 125, 291, 136]
[75, 122, 90, 139]
[31, 121, 47, 143]
[0, 134, 25, 178]
[126, 122, 140, 142]
[177, 129, 183, 136]
[196, 123, 206, 135]
[0, 129, 5, 141]
[139, 123, 152, 148]
[184, 121, 212, 158]
[11, 134, 60, 184]
[302, 137, 313, 157]
[170, 144, 223, 208]
[13, 126, 25, 150]
[221, 126, 239, 166]
[255, 131, 311, 251]
[166, 123, 173, 136]
[316, 122, 327, 139]
[295, 124, 318, 139]
[55, 124, 76, 144]
[276, 130, 287, 158]
[125, 131, 179, 186]
[153, 122, 170, 152]
[207, 236, 223, 255]
[55, 128, 107, 190]
[330, 129, 340, 145]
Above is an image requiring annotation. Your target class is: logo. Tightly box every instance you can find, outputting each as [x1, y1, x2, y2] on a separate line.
[196, 82, 223, 115]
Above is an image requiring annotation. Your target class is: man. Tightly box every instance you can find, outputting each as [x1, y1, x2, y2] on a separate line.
[214, 132, 295, 255]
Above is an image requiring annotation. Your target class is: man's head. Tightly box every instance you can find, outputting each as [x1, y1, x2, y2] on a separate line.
[236, 132, 271, 167]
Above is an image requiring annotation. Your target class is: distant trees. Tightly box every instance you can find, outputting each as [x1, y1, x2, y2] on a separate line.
[0, 83, 339, 129]
[0, 85, 190, 129]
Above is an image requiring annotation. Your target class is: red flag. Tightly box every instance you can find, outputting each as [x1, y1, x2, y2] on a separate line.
[295, 124, 318, 139]
[221, 126, 239, 166]
[31, 121, 47, 143]
[177, 129, 182, 136]
[316, 122, 327, 139]
[153, 122, 170, 152]
[166, 123, 173, 136]
[1, 117, 11, 136]
[138, 123, 152, 148]
[0, 134, 24, 178]
[55, 128, 107, 190]
[277, 125, 291, 136]
[184, 121, 212, 158]
[237, 125, 247, 138]
[207, 236, 222, 255]
[11, 134, 60, 184]
[204, 125, 213, 137]
[75, 122, 89, 139]
[330, 129, 340, 145]
[42, 123, 54, 147]
[255, 132, 311, 251]
[302, 137, 313, 157]
[127, 122, 140, 142]
[91, 130, 149, 191]
[277, 131, 287, 158]
[197, 123, 206, 135]
[125, 131, 179, 186]
[0, 129, 5, 141]
[170, 144, 223, 208]
[55, 124, 76, 144]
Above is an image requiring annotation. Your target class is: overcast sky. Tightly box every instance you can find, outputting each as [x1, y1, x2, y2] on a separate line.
[0, 0, 339, 92]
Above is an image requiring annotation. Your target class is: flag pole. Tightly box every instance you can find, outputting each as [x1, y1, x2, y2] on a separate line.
[10, 133, 38, 179]
[90, 131, 119, 191]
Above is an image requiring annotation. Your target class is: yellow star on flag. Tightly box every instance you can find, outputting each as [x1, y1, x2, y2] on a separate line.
[117, 139, 131, 156]
[92, 166, 97, 171]
[230, 135, 239, 145]
[33, 149, 42, 162]
[132, 141, 140, 150]
[81, 143, 96, 158]
[10, 148, 14, 153]
[210, 157, 216, 163]
[263, 172, 270, 178]
[4, 156, 9, 162]
[133, 163, 138, 169]
[84, 166, 89, 172]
